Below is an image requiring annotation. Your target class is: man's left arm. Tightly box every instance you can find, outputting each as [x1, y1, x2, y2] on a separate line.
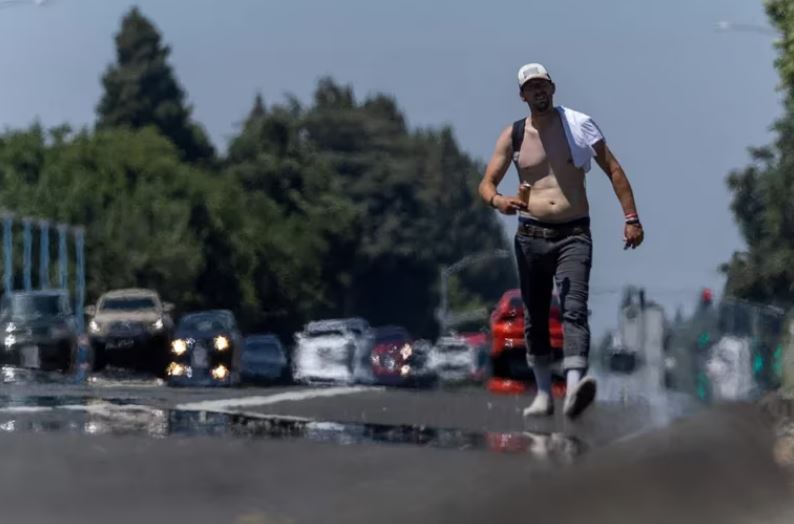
[593, 140, 644, 249]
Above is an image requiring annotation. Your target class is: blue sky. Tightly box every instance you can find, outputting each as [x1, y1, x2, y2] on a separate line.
[0, 0, 781, 337]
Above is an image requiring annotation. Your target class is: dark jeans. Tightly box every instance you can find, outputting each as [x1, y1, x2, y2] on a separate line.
[514, 229, 592, 371]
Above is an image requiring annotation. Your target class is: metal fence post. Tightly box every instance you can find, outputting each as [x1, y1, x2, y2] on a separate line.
[3, 214, 12, 294]
[22, 218, 32, 291]
[58, 224, 68, 290]
[39, 220, 50, 289]
[74, 227, 85, 332]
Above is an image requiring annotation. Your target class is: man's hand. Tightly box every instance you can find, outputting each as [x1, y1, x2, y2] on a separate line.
[493, 195, 527, 215]
[623, 223, 644, 250]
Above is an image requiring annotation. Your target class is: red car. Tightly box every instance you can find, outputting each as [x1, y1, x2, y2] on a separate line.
[489, 289, 565, 395]
[370, 326, 433, 387]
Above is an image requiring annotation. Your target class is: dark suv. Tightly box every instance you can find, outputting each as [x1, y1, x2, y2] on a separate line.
[0, 290, 79, 372]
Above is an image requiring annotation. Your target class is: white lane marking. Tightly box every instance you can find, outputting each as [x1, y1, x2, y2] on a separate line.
[0, 406, 53, 414]
[175, 386, 382, 412]
[59, 403, 164, 416]
[87, 377, 165, 388]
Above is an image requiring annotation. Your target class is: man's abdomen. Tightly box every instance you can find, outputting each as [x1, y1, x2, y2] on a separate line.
[523, 184, 589, 223]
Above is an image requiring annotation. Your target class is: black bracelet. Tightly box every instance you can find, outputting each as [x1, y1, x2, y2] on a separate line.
[489, 193, 501, 208]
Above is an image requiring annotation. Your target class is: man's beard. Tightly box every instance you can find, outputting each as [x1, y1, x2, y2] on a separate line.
[533, 99, 551, 112]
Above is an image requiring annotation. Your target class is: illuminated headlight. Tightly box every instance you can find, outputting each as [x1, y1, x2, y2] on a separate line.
[214, 336, 230, 351]
[88, 320, 101, 334]
[171, 339, 188, 356]
[151, 318, 164, 331]
[400, 365, 411, 377]
[400, 344, 413, 360]
[211, 364, 229, 381]
[3, 335, 15, 347]
[5, 323, 15, 333]
[167, 362, 187, 377]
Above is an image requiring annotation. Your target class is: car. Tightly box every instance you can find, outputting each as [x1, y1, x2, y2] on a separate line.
[0, 289, 80, 372]
[241, 334, 290, 384]
[428, 334, 487, 383]
[292, 317, 374, 384]
[166, 310, 243, 386]
[86, 288, 174, 374]
[489, 289, 564, 390]
[369, 326, 434, 387]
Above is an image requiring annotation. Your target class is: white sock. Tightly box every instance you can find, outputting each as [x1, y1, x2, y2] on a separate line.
[532, 362, 552, 397]
[523, 390, 551, 416]
[566, 369, 582, 395]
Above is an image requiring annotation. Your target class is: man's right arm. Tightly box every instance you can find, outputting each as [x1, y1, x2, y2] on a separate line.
[478, 126, 526, 215]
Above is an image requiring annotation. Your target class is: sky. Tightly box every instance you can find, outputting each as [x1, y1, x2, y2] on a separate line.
[0, 0, 782, 337]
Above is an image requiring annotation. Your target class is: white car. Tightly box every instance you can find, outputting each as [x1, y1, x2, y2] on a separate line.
[428, 335, 486, 383]
[292, 318, 374, 384]
[705, 335, 756, 401]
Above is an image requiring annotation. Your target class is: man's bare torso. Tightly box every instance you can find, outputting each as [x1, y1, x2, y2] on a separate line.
[516, 111, 589, 222]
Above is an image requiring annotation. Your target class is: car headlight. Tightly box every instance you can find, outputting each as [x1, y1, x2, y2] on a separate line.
[3, 335, 15, 347]
[88, 320, 101, 334]
[214, 336, 230, 351]
[171, 339, 188, 356]
[5, 323, 15, 333]
[211, 364, 229, 380]
[152, 318, 164, 331]
[167, 362, 188, 377]
[400, 344, 413, 360]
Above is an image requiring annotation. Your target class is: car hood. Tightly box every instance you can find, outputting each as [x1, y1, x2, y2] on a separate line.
[297, 335, 353, 348]
[175, 328, 231, 340]
[429, 349, 473, 366]
[1, 317, 71, 330]
[94, 311, 162, 323]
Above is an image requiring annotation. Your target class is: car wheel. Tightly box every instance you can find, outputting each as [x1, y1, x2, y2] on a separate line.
[93, 345, 108, 372]
[490, 352, 511, 379]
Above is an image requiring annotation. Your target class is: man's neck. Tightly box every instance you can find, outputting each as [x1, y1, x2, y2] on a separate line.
[530, 106, 557, 129]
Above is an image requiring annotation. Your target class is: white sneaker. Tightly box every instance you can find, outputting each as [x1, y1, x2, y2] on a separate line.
[563, 376, 597, 419]
[522, 392, 554, 417]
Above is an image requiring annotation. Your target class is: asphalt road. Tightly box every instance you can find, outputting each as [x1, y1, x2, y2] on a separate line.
[0, 368, 790, 523]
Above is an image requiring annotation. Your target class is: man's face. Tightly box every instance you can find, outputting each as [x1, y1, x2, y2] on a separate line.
[520, 78, 555, 113]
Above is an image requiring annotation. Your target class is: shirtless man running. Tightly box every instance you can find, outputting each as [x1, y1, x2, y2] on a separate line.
[478, 63, 644, 418]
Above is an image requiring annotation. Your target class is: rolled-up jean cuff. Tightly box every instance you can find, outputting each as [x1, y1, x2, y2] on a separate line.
[563, 356, 588, 370]
[526, 353, 554, 367]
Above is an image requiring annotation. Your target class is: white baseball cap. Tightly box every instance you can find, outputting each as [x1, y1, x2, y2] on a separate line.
[517, 63, 552, 86]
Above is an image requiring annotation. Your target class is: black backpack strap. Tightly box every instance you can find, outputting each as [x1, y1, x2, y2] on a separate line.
[511, 118, 526, 168]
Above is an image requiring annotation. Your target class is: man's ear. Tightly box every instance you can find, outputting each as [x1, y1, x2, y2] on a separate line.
[519, 88, 528, 103]
[550, 82, 557, 95]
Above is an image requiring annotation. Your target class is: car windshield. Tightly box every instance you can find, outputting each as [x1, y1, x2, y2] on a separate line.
[508, 296, 523, 309]
[245, 341, 282, 357]
[376, 334, 408, 346]
[306, 328, 346, 338]
[100, 297, 157, 312]
[179, 315, 227, 332]
[438, 343, 468, 353]
[1, 294, 65, 320]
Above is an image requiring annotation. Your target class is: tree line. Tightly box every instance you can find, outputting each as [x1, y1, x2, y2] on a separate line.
[0, 7, 516, 340]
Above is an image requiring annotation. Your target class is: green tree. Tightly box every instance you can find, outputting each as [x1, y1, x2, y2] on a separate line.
[723, 0, 794, 304]
[224, 94, 360, 338]
[0, 125, 205, 306]
[96, 7, 214, 163]
[301, 78, 515, 336]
